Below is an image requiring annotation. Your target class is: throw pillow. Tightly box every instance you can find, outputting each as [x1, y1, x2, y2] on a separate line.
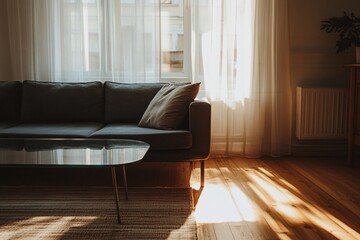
[138, 82, 200, 130]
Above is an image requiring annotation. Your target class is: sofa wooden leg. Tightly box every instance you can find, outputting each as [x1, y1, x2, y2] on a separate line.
[189, 161, 194, 170]
[200, 160, 205, 188]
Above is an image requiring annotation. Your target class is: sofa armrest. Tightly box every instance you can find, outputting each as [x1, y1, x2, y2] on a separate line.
[189, 99, 211, 158]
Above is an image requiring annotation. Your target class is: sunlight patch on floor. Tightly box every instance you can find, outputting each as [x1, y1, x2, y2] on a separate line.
[168, 215, 196, 239]
[191, 159, 360, 240]
[195, 184, 242, 223]
[225, 181, 257, 222]
[194, 182, 257, 224]
[1, 216, 98, 239]
[246, 168, 360, 240]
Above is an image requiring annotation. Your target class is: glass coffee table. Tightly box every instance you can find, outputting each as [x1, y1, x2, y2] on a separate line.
[0, 138, 150, 224]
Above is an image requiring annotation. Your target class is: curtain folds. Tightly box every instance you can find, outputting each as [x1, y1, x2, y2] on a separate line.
[6, 0, 292, 157]
[191, 0, 291, 157]
[7, 0, 160, 82]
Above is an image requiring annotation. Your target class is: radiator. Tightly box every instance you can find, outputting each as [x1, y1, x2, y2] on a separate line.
[295, 87, 348, 140]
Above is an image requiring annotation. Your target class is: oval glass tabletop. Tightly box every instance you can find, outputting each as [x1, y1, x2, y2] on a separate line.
[0, 138, 150, 166]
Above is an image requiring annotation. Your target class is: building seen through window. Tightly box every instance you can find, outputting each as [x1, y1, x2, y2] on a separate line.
[160, 0, 184, 74]
[64, 0, 186, 80]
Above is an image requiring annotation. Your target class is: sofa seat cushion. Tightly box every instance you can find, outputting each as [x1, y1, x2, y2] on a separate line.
[90, 124, 192, 150]
[0, 123, 104, 138]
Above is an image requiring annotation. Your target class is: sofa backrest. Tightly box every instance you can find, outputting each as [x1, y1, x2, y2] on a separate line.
[104, 82, 164, 123]
[21, 80, 104, 123]
[0, 81, 22, 122]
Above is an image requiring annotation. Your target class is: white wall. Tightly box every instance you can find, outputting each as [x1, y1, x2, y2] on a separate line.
[289, 0, 360, 153]
[0, 0, 11, 80]
[289, 0, 359, 88]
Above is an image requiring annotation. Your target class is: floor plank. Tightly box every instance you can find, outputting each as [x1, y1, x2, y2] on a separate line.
[193, 156, 360, 240]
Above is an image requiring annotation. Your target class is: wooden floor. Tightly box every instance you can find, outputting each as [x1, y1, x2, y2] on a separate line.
[191, 156, 360, 240]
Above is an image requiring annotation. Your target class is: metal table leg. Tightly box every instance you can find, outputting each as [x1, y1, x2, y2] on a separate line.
[122, 166, 129, 200]
[111, 166, 121, 224]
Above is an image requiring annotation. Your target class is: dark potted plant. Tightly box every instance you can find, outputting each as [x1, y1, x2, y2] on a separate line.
[320, 12, 360, 62]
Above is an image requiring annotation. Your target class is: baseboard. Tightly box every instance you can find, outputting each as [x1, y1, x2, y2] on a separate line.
[291, 139, 347, 157]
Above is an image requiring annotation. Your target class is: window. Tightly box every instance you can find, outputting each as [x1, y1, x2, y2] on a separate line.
[63, 0, 102, 75]
[160, 0, 191, 81]
[62, 0, 190, 82]
[160, 0, 190, 81]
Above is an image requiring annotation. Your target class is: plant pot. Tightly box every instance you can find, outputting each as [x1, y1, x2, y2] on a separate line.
[357, 47, 360, 63]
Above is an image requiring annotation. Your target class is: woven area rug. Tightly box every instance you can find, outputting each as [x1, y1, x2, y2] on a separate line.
[0, 186, 196, 239]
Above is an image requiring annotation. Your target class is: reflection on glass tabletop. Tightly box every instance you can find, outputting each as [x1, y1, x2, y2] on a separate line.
[0, 138, 150, 166]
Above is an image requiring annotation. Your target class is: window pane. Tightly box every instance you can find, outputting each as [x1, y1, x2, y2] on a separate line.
[161, 0, 184, 73]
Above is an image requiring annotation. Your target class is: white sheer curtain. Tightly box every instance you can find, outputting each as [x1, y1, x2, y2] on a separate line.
[7, 0, 160, 83]
[191, 0, 292, 157]
[7, 0, 292, 157]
